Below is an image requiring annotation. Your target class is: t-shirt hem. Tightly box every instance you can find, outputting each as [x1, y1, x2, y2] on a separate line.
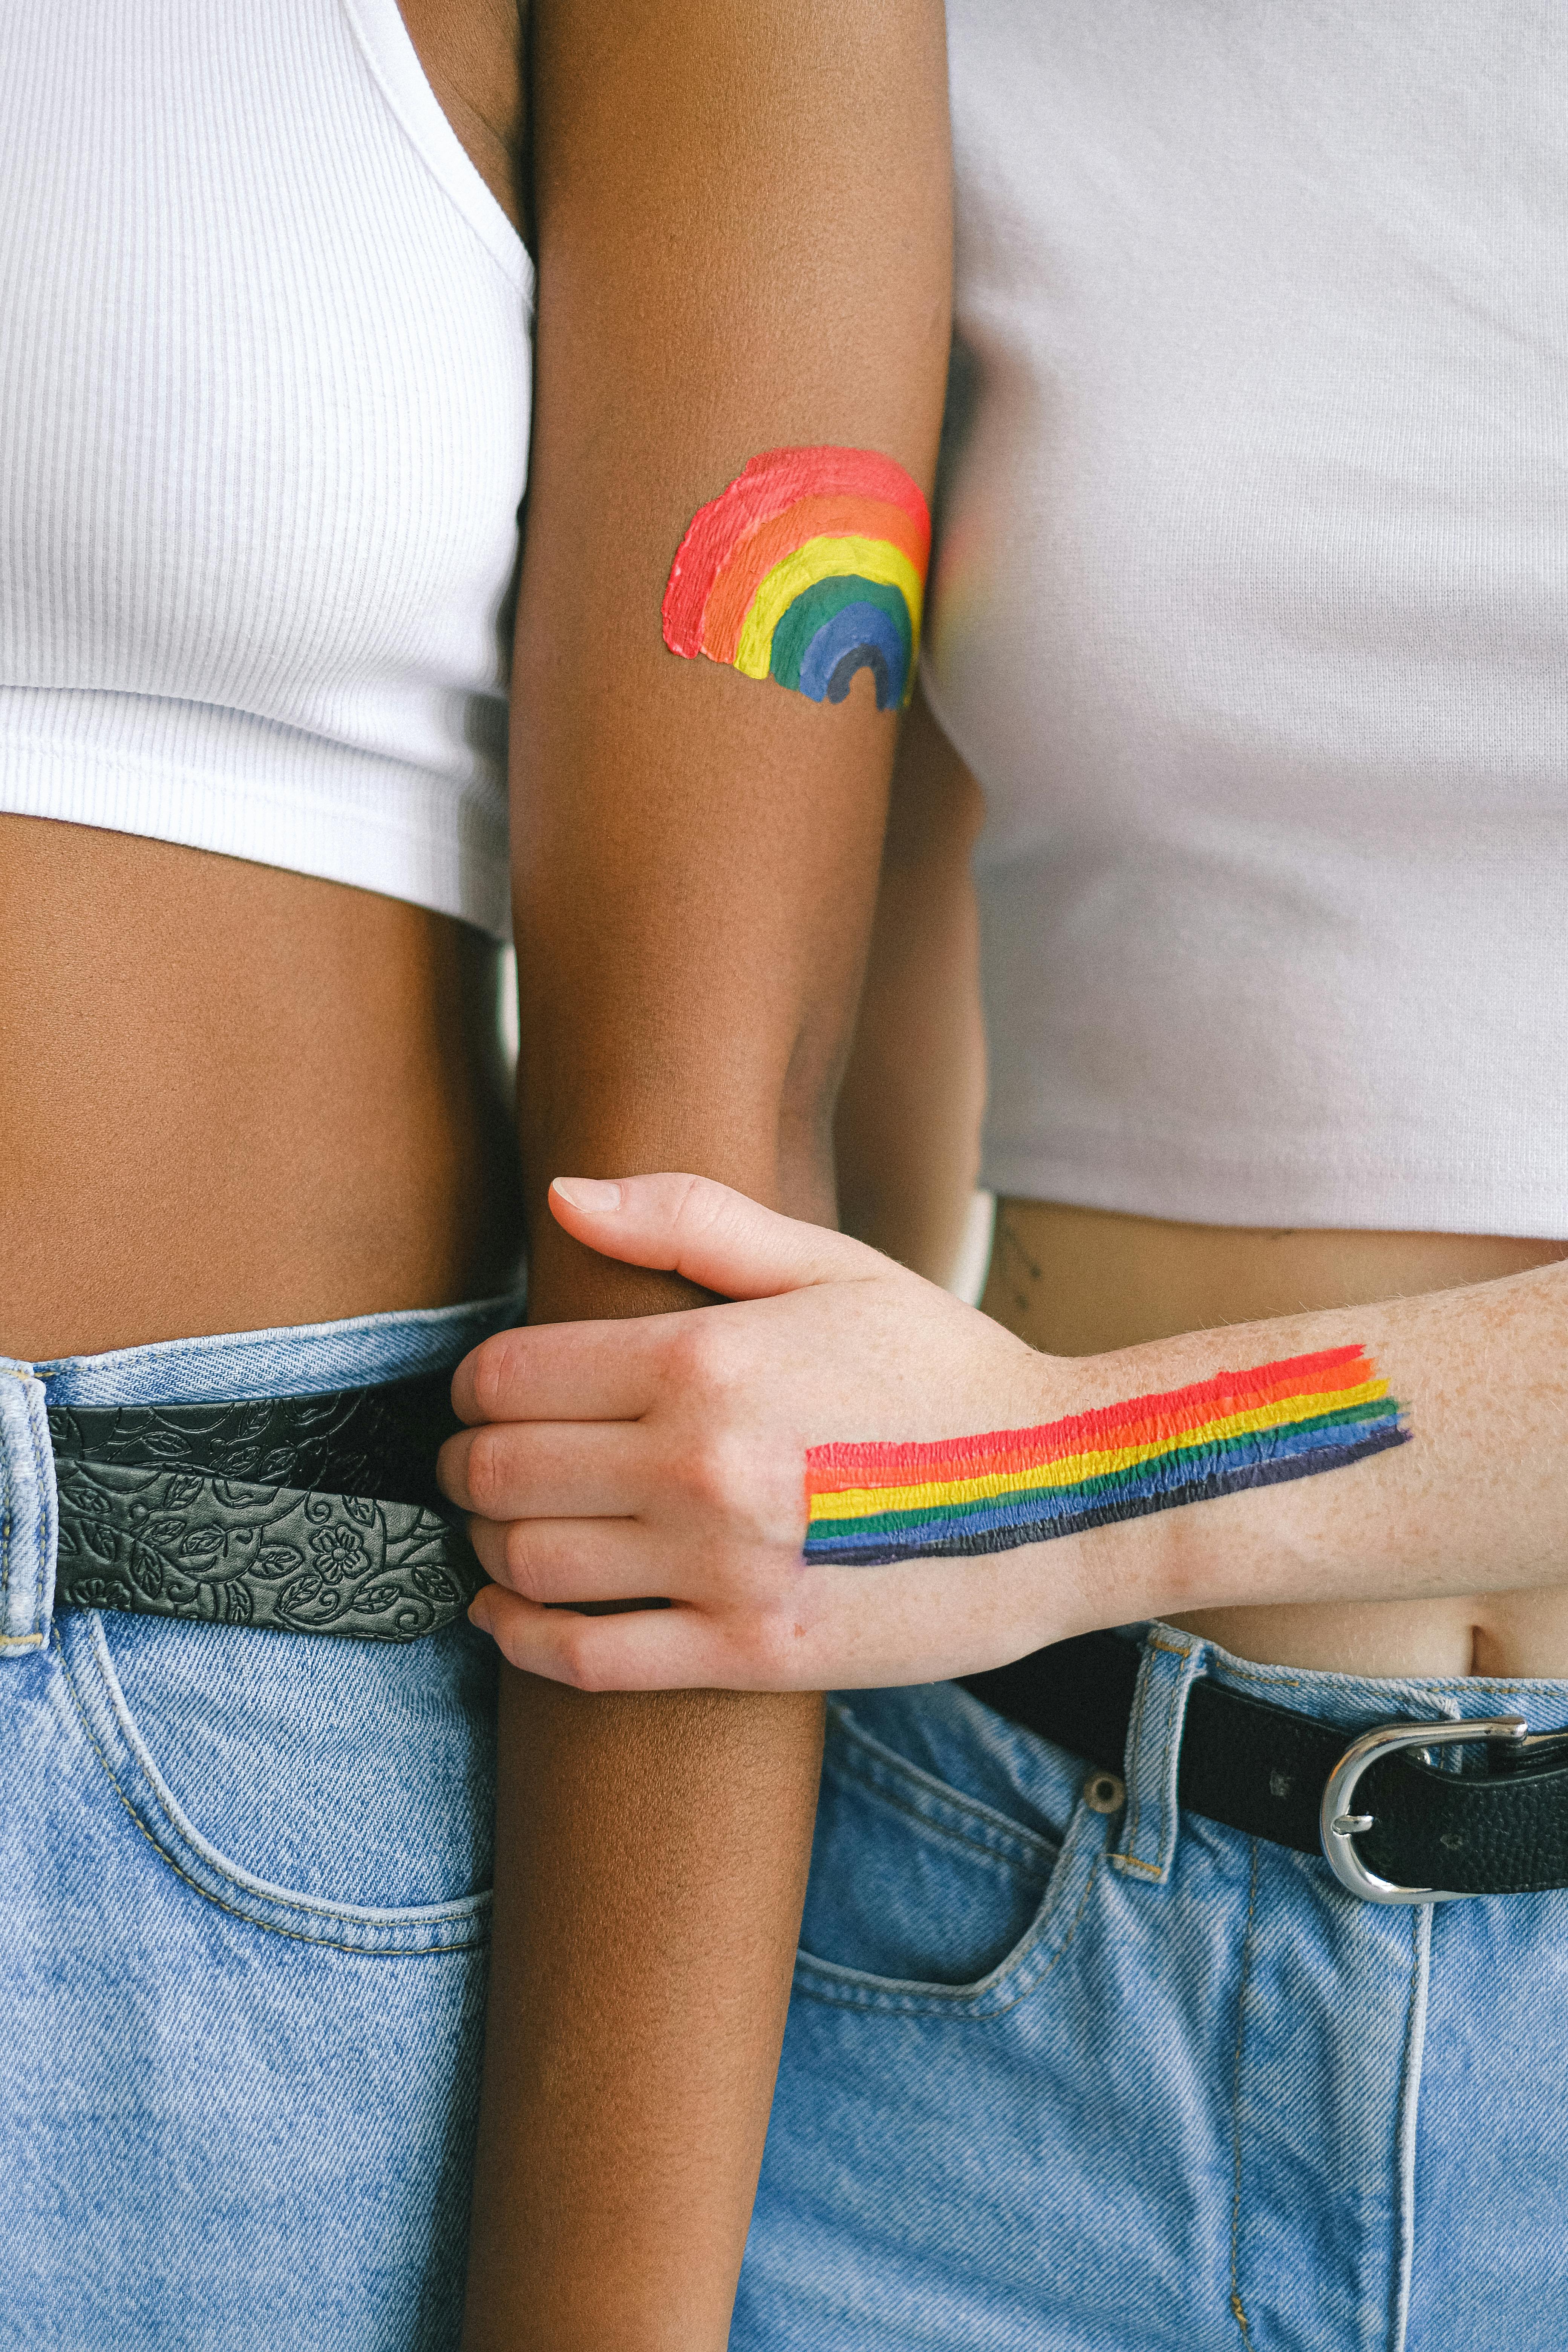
[980, 1134, 1568, 1240]
[0, 733, 511, 939]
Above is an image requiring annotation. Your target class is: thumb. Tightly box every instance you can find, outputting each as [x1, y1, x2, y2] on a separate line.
[547, 1173, 877, 1299]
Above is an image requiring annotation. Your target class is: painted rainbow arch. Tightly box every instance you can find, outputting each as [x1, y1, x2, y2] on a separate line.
[662, 446, 931, 712]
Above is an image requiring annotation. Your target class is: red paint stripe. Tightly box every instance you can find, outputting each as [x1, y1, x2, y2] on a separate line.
[805, 1346, 1370, 1492]
[700, 494, 928, 664]
[662, 449, 930, 657]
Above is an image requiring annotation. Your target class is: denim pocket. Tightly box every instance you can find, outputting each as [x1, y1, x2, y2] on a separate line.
[57, 1606, 494, 1956]
[794, 1696, 1112, 2020]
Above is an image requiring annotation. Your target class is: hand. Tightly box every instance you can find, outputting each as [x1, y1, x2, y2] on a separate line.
[439, 1173, 1121, 1691]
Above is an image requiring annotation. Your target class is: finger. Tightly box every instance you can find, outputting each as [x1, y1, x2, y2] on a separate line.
[546, 1173, 879, 1301]
[464, 1512, 682, 1608]
[450, 1316, 664, 1426]
[438, 1420, 649, 1520]
[469, 1585, 767, 1692]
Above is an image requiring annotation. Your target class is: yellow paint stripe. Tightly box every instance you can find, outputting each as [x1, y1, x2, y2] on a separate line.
[732, 536, 924, 680]
[807, 1380, 1389, 1522]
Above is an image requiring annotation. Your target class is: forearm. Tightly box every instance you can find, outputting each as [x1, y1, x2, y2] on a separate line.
[466, 1674, 821, 2352]
[1040, 1257, 1568, 1637]
[462, 1135, 831, 2350]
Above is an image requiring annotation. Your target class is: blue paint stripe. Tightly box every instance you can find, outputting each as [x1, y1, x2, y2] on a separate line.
[802, 1425, 1410, 1565]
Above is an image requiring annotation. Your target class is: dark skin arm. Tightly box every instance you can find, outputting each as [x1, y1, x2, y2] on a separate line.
[457, 4, 951, 2344]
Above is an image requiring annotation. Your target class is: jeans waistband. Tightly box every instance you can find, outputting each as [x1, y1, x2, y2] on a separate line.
[1127, 1619, 1568, 1736]
[1106, 1620, 1568, 1890]
[0, 1294, 523, 1655]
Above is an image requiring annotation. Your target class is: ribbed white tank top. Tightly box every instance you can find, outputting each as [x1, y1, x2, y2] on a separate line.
[928, 0, 1568, 1236]
[0, 0, 532, 939]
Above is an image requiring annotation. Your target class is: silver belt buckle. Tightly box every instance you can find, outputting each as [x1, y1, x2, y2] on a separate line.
[1319, 1715, 1528, 1904]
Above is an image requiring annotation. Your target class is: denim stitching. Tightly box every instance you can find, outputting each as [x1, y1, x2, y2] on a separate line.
[795, 1811, 1107, 2021]
[24, 1372, 48, 1640]
[1116, 1633, 1188, 1873]
[1209, 1652, 1565, 1703]
[822, 1755, 1056, 1883]
[1116, 1643, 1158, 1862]
[80, 1611, 486, 1928]
[1229, 1839, 1261, 2347]
[0, 1366, 23, 1627]
[1148, 1637, 1190, 1879]
[1389, 1906, 1430, 2352]
[824, 1713, 1057, 1878]
[56, 1622, 488, 1952]
[796, 1850, 1103, 2023]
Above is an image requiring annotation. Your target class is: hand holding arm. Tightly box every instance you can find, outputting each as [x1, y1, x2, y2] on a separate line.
[445, 1174, 1568, 1691]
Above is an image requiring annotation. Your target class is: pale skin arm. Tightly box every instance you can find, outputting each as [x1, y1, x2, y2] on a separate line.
[460, 4, 951, 2344]
[833, 683, 986, 1285]
[442, 1176, 1568, 1692]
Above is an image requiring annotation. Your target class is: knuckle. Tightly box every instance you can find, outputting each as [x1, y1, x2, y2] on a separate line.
[664, 1314, 717, 1388]
[677, 1427, 751, 1515]
[669, 1172, 728, 1248]
[462, 1427, 512, 1519]
[469, 1329, 524, 1421]
[555, 1622, 606, 1694]
[745, 1604, 810, 1687]
[501, 1524, 547, 1605]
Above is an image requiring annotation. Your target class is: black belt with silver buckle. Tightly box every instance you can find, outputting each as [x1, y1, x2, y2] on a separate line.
[962, 1633, 1568, 1905]
[49, 1374, 480, 1645]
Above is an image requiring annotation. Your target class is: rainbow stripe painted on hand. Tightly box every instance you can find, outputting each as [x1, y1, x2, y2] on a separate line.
[662, 446, 930, 711]
[804, 1346, 1409, 1566]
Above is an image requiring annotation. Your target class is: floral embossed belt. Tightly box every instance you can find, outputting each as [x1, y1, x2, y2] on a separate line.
[49, 1375, 480, 1643]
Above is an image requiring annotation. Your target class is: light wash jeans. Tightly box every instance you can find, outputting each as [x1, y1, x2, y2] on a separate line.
[0, 1297, 519, 2350]
[735, 1629, 1568, 2350]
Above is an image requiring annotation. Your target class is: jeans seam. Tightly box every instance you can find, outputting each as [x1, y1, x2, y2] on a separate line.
[24, 1371, 48, 1638]
[1212, 1654, 1551, 1701]
[793, 1813, 1105, 2021]
[1117, 1633, 1189, 1875]
[0, 1366, 24, 1628]
[56, 1620, 490, 1954]
[1229, 1839, 1261, 2348]
[1150, 1641, 1188, 1880]
[824, 1760, 1055, 1881]
[1119, 1643, 1158, 1859]
[1389, 1906, 1430, 2352]
[825, 1705, 1059, 1873]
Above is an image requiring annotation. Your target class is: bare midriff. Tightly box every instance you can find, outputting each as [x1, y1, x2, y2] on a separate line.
[0, 817, 523, 1360]
[982, 1197, 1568, 1680]
[0, 7, 529, 1361]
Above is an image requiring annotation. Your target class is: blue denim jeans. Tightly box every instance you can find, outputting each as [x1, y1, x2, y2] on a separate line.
[0, 1296, 519, 2350]
[735, 1627, 1568, 2351]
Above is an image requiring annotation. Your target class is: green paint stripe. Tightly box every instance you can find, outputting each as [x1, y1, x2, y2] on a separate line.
[769, 574, 912, 691]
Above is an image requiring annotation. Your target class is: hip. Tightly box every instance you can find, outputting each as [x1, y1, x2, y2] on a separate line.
[740, 1637, 1568, 2350]
[0, 1290, 519, 2345]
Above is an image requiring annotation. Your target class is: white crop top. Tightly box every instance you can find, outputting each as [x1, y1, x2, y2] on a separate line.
[0, 0, 532, 940]
[926, 0, 1568, 1235]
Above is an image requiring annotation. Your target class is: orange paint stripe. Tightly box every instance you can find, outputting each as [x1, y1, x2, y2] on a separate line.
[700, 495, 928, 665]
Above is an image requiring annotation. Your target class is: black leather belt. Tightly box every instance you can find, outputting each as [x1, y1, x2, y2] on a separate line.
[962, 1633, 1568, 1903]
[49, 1374, 480, 1644]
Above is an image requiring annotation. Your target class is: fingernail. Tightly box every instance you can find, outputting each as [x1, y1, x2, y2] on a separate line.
[551, 1177, 623, 1213]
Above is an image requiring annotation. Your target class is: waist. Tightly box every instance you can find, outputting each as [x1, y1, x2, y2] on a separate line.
[0, 816, 523, 1357]
[984, 1197, 1568, 1679]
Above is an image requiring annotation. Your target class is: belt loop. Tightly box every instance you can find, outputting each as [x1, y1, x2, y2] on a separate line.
[1110, 1625, 1206, 1884]
[0, 1363, 57, 1657]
